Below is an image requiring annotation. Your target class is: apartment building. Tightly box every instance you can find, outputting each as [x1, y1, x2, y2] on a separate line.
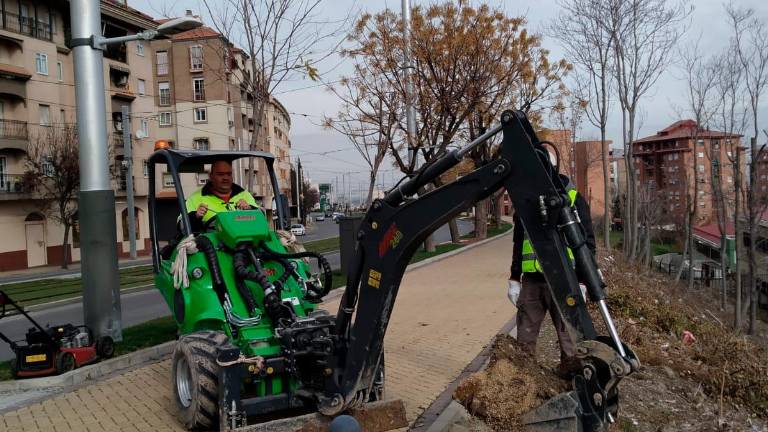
[632, 120, 747, 228]
[149, 14, 292, 225]
[0, 0, 157, 271]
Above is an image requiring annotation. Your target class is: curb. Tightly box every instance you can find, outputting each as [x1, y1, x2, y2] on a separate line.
[0, 341, 176, 393]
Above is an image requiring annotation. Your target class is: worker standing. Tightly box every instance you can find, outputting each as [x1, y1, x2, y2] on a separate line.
[508, 172, 596, 378]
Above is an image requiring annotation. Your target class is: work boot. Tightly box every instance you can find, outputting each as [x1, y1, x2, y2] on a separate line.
[556, 356, 582, 380]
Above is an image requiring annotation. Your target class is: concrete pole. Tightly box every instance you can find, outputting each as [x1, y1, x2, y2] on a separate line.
[71, 0, 122, 341]
[402, 0, 417, 172]
[122, 105, 136, 260]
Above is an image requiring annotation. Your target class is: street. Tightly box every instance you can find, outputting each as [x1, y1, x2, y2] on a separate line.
[0, 219, 475, 361]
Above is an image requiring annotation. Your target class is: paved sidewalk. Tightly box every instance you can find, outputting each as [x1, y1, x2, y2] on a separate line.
[0, 233, 515, 431]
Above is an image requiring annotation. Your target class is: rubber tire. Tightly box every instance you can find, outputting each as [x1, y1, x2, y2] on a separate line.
[171, 330, 228, 430]
[368, 352, 385, 402]
[56, 352, 76, 374]
[96, 336, 115, 358]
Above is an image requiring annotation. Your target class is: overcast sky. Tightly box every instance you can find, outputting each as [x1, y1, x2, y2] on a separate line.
[130, 0, 768, 200]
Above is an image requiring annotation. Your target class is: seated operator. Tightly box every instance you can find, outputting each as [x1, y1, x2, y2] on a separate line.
[185, 159, 258, 231]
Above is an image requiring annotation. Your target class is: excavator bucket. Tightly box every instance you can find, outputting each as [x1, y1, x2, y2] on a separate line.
[521, 391, 583, 432]
[232, 400, 409, 432]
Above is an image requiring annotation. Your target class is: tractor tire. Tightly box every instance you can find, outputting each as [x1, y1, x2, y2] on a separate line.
[96, 336, 115, 358]
[368, 352, 385, 402]
[56, 352, 76, 374]
[171, 330, 228, 430]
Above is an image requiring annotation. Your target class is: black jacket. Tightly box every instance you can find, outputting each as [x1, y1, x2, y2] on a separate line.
[509, 191, 596, 281]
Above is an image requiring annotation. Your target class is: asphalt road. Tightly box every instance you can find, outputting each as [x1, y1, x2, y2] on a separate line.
[0, 218, 475, 362]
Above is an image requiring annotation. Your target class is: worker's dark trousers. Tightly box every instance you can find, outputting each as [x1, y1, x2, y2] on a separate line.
[516, 274, 575, 360]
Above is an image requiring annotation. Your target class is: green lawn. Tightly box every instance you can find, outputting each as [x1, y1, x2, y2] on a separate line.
[602, 231, 680, 255]
[302, 237, 340, 254]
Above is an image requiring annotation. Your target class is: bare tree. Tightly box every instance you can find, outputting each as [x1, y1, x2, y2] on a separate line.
[608, 0, 690, 260]
[24, 125, 80, 269]
[202, 0, 349, 190]
[324, 64, 398, 207]
[726, 3, 768, 334]
[552, 0, 614, 250]
[549, 83, 588, 180]
[677, 41, 718, 290]
[637, 184, 663, 267]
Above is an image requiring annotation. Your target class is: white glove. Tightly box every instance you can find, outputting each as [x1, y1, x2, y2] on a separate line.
[507, 280, 521, 305]
[579, 283, 587, 302]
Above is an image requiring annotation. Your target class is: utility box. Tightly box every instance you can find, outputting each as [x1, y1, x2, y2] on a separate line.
[339, 215, 363, 275]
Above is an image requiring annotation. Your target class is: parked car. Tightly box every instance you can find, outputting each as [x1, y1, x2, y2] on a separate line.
[315, 214, 326, 222]
[290, 224, 306, 236]
[332, 212, 344, 223]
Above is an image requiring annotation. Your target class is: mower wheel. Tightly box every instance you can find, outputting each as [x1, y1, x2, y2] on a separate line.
[56, 352, 76, 374]
[172, 330, 228, 430]
[96, 336, 115, 358]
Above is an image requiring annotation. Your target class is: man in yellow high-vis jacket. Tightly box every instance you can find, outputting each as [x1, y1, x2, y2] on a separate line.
[186, 159, 258, 231]
[508, 173, 596, 378]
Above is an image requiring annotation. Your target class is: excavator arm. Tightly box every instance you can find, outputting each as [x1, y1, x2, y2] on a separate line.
[320, 110, 639, 431]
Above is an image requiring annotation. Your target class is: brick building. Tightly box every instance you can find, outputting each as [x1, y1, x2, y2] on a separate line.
[632, 120, 746, 227]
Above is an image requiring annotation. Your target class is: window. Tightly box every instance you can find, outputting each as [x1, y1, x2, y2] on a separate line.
[156, 51, 168, 75]
[158, 82, 171, 106]
[698, 152, 704, 158]
[38, 104, 50, 126]
[190, 45, 203, 71]
[35, 53, 48, 75]
[727, 151, 733, 158]
[136, 41, 144, 56]
[159, 111, 172, 126]
[163, 173, 175, 188]
[192, 78, 205, 101]
[698, 164, 705, 172]
[59, 109, 65, 122]
[193, 138, 209, 150]
[193, 107, 207, 123]
[56, 61, 63, 81]
[137, 79, 145, 96]
[139, 119, 149, 137]
[142, 160, 149, 178]
[728, 176, 733, 183]
[42, 157, 54, 176]
[697, 139, 704, 145]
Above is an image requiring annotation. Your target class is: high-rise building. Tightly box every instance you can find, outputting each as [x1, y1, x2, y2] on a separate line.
[0, 0, 157, 270]
[632, 120, 746, 227]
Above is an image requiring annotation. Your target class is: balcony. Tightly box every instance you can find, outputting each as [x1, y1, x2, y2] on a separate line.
[0, 11, 53, 42]
[0, 173, 33, 200]
[0, 119, 29, 152]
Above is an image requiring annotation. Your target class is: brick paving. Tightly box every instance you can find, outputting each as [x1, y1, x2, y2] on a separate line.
[0, 235, 515, 431]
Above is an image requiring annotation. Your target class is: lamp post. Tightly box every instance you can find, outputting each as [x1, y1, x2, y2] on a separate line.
[69, 0, 201, 341]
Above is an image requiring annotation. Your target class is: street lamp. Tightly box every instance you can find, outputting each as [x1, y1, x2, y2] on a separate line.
[69, 0, 201, 341]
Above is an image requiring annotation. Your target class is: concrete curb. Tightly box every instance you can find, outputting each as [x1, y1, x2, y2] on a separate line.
[0, 341, 175, 392]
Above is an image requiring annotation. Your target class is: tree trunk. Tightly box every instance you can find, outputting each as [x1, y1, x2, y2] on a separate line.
[687, 207, 695, 290]
[61, 223, 70, 270]
[448, 219, 460, 244]
[719, 234, 728, 312]
[733, 156, 742, 330]
[601, 132, 611, 251]
[493, 191, 504, 229]
[366, 170, 376, 208]
[420, 184, 436, 252]
[675, 223, 689, 282]
[474, 199, 489, 240]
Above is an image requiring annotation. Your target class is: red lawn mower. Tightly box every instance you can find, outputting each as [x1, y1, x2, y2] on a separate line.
[0, 290, 114, 379]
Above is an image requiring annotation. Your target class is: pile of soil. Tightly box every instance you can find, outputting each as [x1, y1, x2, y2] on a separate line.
[453, 251, 768, 431]
[453, 335, 568, 431]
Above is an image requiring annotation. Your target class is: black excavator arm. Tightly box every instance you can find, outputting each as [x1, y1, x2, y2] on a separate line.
[320, 110, 639, 431]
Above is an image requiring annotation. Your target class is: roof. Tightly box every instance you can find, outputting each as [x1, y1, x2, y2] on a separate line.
[0, 63, 31, 79]
[693, 223, 736, 247]
[148, 149, 275, 172]
[634, 120, 742, 144]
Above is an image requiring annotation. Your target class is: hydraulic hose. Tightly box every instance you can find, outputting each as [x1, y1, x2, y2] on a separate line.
[194, 236, 228, 306]
[257, 242, 333, 298]
[234, 244, 291, 325]
[231, 248, 259, 316]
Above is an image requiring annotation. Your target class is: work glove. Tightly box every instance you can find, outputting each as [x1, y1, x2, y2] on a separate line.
[507, 279, 521, 305]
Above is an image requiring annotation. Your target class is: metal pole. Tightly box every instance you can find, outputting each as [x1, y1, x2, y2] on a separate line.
[402, 0, 417, 171]
[71, 0, 122, 341]
[122, 105, 136, 260]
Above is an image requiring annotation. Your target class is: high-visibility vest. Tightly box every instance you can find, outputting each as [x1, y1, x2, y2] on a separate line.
[521, 188, 578, 273]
